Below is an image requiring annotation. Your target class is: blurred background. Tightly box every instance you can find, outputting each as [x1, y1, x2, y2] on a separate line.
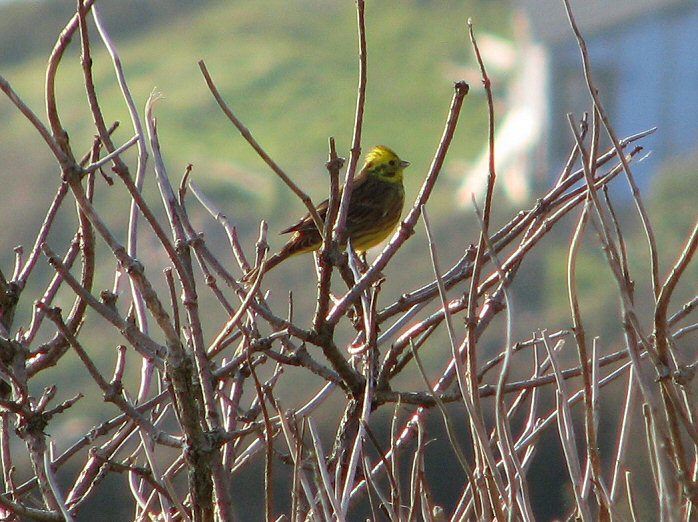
[0, 0, 696, 519]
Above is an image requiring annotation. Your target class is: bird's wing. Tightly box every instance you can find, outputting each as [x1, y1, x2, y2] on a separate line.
[280, 198, 330, 235]
[279, 165, 371, 235]
[344, 183, 393, 233]
[279, 166, 370, 235]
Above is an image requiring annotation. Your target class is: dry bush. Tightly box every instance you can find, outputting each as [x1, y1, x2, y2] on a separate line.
[0, 1, 695, 521]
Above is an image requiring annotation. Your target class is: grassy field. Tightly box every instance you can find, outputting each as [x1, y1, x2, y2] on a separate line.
[0, 0, 514, 360]
[0, 2, 516, 518]
[0, 0, 514, 415]
[0, 0, 509, 233]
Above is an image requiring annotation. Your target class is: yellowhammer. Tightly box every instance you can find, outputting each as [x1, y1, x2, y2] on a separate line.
[255, 145, 409, 276]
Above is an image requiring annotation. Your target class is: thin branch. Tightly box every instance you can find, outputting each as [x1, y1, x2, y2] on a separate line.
[333, 0, 367, 247]
[199, 60, 325, 236]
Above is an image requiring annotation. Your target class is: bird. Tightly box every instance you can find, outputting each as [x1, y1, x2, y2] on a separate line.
[247, 145, 409, 279]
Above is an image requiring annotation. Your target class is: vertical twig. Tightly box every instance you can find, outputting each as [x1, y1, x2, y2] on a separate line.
[91, 4, 151, 333]
[561, 0, 660, 297]
[313, 138, 344, 334]
[333, 0, 367, 246]
[542, 334, 592, 522]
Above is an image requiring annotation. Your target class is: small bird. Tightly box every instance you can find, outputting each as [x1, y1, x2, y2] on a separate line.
[250, 145, 409, 278]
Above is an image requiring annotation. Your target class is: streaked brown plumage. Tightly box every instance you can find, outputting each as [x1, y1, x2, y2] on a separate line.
[250, 145, 409, 278]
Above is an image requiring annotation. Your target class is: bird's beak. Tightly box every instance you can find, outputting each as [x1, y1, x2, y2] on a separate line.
[400, 160, 410, 169]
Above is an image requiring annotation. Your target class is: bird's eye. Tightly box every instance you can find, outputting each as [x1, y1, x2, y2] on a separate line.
[389, 159, 396, 166]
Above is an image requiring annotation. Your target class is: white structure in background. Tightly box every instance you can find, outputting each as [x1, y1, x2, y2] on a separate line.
[460, 0, 698, 208]
[515, 0, 698, 197]
[456, 14, 548, 208]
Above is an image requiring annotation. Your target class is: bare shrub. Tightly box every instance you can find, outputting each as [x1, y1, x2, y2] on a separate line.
[0, 1, 695, 521]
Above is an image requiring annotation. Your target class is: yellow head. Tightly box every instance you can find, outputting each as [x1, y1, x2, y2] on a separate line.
[363, 145, 410, 183]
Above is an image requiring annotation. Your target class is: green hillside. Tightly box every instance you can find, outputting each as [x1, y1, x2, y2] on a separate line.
[0, 3, 511, 518]
[0, 0, 512, 407]
[0, 0, 509, 246]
